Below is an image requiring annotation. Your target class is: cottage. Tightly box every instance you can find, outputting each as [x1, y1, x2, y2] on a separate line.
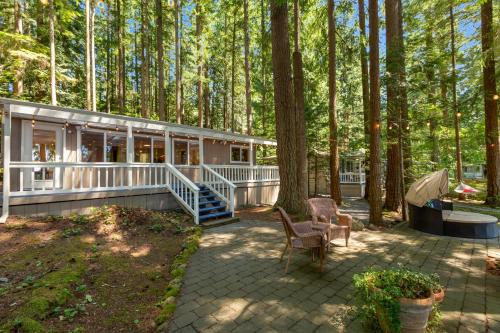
[0, 99, 279, 224]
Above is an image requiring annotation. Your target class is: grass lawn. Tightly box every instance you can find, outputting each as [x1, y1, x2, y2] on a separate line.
[0, 206, 199, 333]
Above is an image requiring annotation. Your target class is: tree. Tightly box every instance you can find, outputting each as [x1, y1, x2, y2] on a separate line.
[449, 2, 463, 194]
[13, 0, 23, 97]
[357, 0, 370, 199]
[293, 0, 308, 201]
[368, 0, 383, 225]
[140, 0, 150, 118]
[175, 0, 182, 123]
[49, 0, 57, 105]
[481, 0, 499, 205]
[270, 0, 306, 213]
[196, 0, 204, 127]
[327, 0, 341, 205]
[384, 0, 402, 211]
[156, 0, 165, 120]
[85, 0, 93, 110]
[231, 4, 237, 132]
[117, 0, 126, 114]
[243, 0, 252, 135]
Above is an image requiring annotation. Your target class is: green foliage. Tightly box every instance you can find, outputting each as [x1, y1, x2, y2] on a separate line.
[353, 266, 442, 332]
[63, 227, 82, 238]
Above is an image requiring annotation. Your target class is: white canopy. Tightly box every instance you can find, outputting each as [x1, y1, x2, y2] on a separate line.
[405, 169, 449, 207]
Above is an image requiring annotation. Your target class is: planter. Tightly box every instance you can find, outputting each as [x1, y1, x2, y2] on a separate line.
[433, 288, 445, 304]
[399, 295, 434, 333]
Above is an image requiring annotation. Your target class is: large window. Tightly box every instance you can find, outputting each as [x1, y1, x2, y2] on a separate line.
[81, 131, 104, 162]
[173, 140, 199, 165]
[106, 134, 127, 162]
[134, 136, 151, 163]
[33, 129, 56, 180]
[230, 145, 250, 164]
[153, 139, 165, 163]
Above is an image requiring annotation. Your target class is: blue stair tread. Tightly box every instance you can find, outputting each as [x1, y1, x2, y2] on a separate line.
[200, 194, 217, 199]
[199, 199, 222, 206]
[199, 211, 233, 221]
[199, 205, 226, 214]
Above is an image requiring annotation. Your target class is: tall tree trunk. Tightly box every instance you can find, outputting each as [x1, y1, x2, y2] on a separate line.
[175, 0, 182, 123]
[481, 0, 499, 205]
[358, 0, 370, 199]
[368, 0, 383, 225]
[179, 2, 184, 123]
[260, 0, 268, 155]
[86, 0, 92, 110]
[425, 14, 439, 166]
[293, 0, 308, 200]
[156, 0, 165, 120]
[384, 0, 401, 211]
[327, 0, 341, 205]
[450, 3, 463, 187]
[398, 0, 411, 186]
[116, 0, 126, 114]
[196, 1, 203, 127]
[203, 64, 211, 128]
[140, 0, 150, 118]
[244, 0, 252, 135]
[106, 8, 112, 113]
[91, 1, 96, 111]
[13, 0, 23, 96]
[231, 6, 237, 132]
[49, 0, 57, 105]
[270, 0, 305, 213]
[223, 14, 229, 131]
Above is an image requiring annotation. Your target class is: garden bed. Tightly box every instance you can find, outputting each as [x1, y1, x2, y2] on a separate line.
[0, 206, 200, 333]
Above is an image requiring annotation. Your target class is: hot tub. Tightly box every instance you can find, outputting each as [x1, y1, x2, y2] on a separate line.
[408, 201, 499, 239]
[443, 210, 499, 239]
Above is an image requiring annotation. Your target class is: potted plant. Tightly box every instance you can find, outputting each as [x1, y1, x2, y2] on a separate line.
[353, 267, 443, 333]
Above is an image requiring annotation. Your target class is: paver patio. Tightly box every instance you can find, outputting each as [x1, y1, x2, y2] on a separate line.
[168, 217, 500, 333]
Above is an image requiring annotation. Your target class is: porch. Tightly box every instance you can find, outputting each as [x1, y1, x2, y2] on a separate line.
[0, 99, 279, 224]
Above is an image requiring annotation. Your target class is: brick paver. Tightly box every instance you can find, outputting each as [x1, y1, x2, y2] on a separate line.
[169, 219, 500, 333]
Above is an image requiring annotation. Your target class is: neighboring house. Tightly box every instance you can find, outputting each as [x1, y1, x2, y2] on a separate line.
[462, 164, 485, 180]
[0, 99, 279, 224]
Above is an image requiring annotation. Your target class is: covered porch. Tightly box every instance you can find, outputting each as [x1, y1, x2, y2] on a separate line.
[0, 99, 279, 224]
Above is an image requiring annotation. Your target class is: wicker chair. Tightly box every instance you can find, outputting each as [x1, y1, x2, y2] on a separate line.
[307, 198, 352, 248]
[278, 207, 328, 273]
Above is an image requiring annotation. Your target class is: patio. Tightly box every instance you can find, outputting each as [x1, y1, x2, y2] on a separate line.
[167, 211, 500, 332]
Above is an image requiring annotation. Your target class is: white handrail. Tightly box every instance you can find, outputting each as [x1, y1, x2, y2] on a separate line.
[201, 164, 236, 216]
[165, 163, 200, 224]
[207, 164, 280, 184]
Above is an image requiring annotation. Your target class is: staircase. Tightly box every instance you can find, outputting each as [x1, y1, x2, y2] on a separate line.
[197, 184, 233, 223]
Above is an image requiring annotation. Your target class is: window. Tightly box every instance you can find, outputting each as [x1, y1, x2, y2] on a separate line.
[81, 131, 104, 162]
[153, 139, 165, 163]
[134, 136, 151, 163]
[230, 145, 250, 163]
[173, 140, 199, 165]
[106, 134, 127, 162]
[33, 129, 56, 180]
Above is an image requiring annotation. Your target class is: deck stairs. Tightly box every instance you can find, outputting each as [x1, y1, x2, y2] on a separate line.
[196, 184, 233, 223]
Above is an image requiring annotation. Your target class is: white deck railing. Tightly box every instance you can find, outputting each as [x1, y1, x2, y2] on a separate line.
[207, 165, 279, 183]
[340, 172, 366, 184]
[8, 161, 200, 224]
[201, 164, 235, 216]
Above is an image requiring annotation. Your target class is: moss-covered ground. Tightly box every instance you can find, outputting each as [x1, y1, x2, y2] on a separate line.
[0, 206, 200, 333]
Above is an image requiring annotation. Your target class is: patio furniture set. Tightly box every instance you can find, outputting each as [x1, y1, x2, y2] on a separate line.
[278, 198, 353, 273]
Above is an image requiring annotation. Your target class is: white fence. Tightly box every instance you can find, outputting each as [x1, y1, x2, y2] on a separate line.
[339, 172, 366, 184]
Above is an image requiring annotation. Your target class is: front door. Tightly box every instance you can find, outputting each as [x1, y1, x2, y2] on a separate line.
[22, 121, 64, 190]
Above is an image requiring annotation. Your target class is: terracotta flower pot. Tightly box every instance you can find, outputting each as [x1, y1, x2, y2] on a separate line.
[433, 288, 445, 304]
[399, 294, 434, 333]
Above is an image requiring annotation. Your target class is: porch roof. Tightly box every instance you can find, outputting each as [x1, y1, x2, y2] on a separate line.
[0, 98, 277, 146]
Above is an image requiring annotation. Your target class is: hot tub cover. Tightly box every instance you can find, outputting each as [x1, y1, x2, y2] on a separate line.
[405, 169, 449, 207]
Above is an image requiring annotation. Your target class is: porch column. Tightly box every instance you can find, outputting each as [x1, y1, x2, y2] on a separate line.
[249, 141, 254, 166]
[164, 128, 170, 164]
[199, 135, 204, 183]
[127, 124, 133, 186]
[1, 104, 11, 223]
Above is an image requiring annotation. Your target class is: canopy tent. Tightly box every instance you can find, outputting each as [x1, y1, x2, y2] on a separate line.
[405, 169, 449, 207]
